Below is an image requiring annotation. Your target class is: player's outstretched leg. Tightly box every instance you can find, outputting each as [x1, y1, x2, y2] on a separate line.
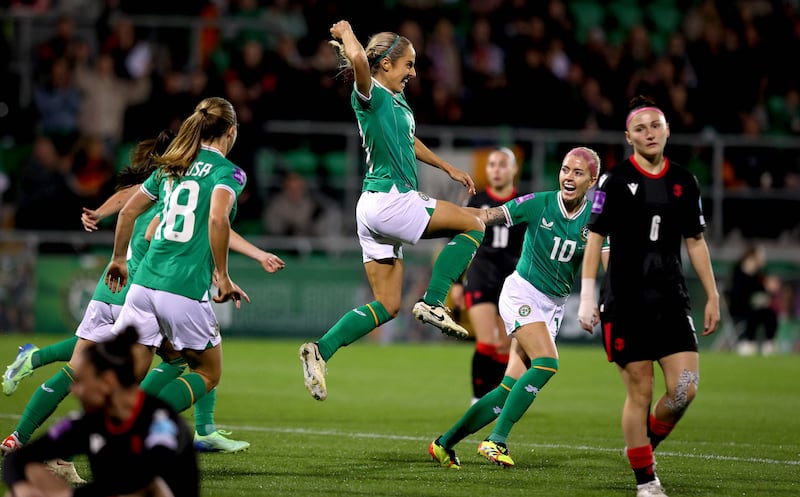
[414, 229, 483, 339]
[412, 301, 469, 339]
[3, 343, 39, 395]
[299, 342, 327, 401]
[4, 337, 79, 396]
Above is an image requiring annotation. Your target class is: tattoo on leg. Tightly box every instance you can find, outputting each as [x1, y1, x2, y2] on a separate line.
[666, 369, 699, 415]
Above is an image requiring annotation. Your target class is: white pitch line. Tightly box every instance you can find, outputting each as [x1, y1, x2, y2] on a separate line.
[219, 424, 800, 467]
[2, 413, 796, 467]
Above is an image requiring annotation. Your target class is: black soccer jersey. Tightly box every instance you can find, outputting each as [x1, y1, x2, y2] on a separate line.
[588, 157, 705, 314]
[3, 391, 198, 497]
[466, 188, 526, 275]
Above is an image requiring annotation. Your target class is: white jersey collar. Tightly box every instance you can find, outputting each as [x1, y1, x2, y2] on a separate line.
[557, 190, 588, 219]
[201, 144, 224, 157]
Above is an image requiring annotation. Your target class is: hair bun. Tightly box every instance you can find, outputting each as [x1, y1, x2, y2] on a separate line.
[114, 326, 140, 350]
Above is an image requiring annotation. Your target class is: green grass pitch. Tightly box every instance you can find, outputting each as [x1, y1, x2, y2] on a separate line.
[0, 335, 797, 496]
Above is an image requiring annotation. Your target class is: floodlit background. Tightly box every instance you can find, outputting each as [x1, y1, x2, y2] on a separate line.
[0, 0, 797, 350]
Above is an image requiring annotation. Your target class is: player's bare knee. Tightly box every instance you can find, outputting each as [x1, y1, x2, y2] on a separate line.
[666, 369, 699, 415]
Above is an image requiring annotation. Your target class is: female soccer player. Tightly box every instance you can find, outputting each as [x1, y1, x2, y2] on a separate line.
[299, 20, 485, 401]
[1, 128, 279, 476]
[429, 147, 606, 468]
[2, 326, 199, 497]
[578, 96, 720, 497]
[0, 131, 176, 484]
[105, 96, 248, 417]
[452, 148, 524, 402]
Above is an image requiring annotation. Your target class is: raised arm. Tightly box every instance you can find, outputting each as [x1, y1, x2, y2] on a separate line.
[414, 137, 476, 194]
[330, 21, 371, 98]
[685, 233, 720, 335]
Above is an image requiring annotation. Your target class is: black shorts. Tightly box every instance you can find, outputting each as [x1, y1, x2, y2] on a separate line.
[600, 306, 699, 367]
[463, 257, 513, 309]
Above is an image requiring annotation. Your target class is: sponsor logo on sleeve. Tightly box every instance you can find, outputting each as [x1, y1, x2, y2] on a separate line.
[591, 191, 605, 213]
[514, 193, 536, 204]
[232, 167, 247, 186]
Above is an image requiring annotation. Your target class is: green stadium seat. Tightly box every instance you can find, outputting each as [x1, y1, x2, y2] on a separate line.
[254, 147, 277, 192]
[649, 31, 669, 55]
[608, 0, 644, 32]
[279, 147, 318, 177]
[321, 150, 347, 178]
[646, 0, 682, 35]
[569, 1, 606, 43]
[0, 144, 33, 177]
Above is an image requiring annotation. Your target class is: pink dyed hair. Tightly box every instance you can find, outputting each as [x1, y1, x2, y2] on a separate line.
[564, 147, 600, 177]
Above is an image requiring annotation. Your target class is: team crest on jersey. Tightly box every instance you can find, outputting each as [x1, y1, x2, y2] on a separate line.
[518, 304, 531, 317]
[418, 192, 430, 201]
[580, 224, 590, 242]
[232, 167, 246, 186]
[673, 183, 683, 197]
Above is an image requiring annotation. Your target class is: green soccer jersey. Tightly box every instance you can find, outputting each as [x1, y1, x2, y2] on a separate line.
[352, 79, 418, 193]
[91, 202, 160, 305]
[133, 147, 246, 300]
[503, 191, 602, 298]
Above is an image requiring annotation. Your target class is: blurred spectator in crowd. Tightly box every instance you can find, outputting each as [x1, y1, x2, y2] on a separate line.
[262, 171, 341, 238]
[227, 0, 269, 49]
[101, 14, 153, 80]
[426, 17, 464, 101]
[729, 245, 780, 356]
[264, 0, 308, 51]
[34, 14, 81, 82]
[70, 135, 115, 202]
[463, 17, 506, 124]
[14, 135, 80, 230]
[304, 39, 351, 122]
[2, 0, 800, 239]
[33, 56, 81, 154]
[74, 48, 151, 156]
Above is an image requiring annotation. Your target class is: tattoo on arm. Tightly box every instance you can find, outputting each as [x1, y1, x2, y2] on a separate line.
[483, 207, 506, 227]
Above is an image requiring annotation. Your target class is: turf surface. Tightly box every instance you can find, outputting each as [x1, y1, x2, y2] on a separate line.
[0, 335, 797, 496]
